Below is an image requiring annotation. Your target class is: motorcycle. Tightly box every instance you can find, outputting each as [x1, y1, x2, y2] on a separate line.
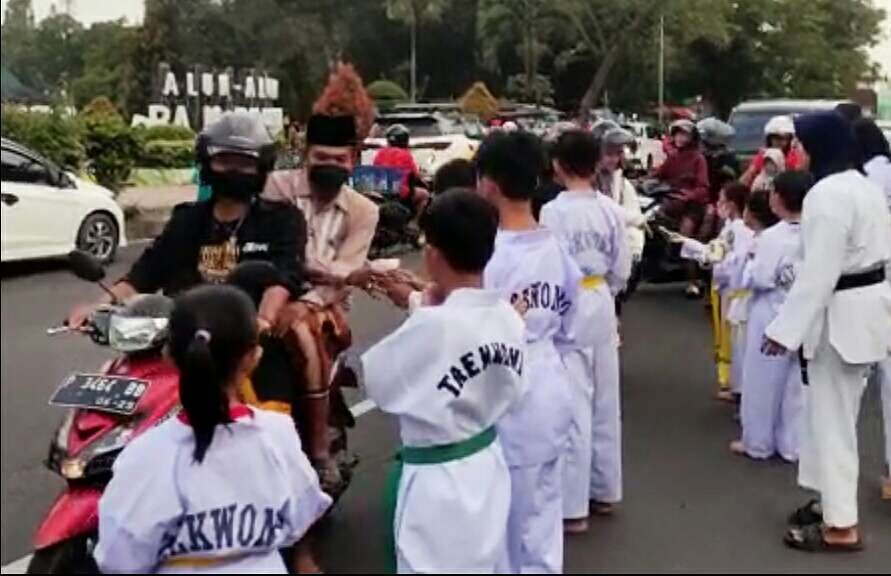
[28, 255, 358, 574]
[635, 179, 694, 287]
[352, 166, 422, 258]
[28, 252, 179, 574]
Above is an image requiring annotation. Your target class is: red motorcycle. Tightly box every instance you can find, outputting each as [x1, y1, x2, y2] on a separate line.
[27, 252, 178, 574]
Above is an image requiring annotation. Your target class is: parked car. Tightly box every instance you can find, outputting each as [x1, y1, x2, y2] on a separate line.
[728, 99, 861, 165]
[363, 113, 479, 179]
[622, 120, 666, 174]
[1, 138, 127, 264]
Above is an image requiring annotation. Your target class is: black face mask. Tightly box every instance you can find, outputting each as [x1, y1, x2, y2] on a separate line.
[308, 164, 350, 203]
[205, 169, 265, 203]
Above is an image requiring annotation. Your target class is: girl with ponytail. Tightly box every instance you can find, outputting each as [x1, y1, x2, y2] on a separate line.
[94, 286, 332, 574]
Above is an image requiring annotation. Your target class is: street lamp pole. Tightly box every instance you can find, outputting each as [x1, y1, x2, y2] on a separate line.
[658, 13, 665, 126]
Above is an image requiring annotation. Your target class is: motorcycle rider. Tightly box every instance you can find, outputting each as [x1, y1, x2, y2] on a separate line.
[67, 110, 304, 338]
[653, 119, 711, 297]
[698, 118, 740, 241]
[596, 127, 646, 264]
[741, 115, 800, 188]
[262, 110, 380, 493]
[373, 124, 431, 216]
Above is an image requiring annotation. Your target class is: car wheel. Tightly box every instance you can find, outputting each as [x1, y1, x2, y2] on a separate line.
[76, 212, 119, 264]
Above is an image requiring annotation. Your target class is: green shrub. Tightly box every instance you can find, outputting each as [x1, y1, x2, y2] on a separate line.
[367, 80, 409, 104]
[0, 106, 86, 170]
[134, 124, 196, 143]
[80, 98, 140, 191]
[137, 139, 195, 169]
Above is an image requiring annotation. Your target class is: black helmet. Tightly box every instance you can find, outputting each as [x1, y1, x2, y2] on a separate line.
[385, 124, 411, 148]
[196, 111, 277, 173]
[697, 118, 735, 147]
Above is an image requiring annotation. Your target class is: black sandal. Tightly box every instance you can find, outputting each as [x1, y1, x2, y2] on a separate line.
[784, 524, 864, 553]
[788, 499, 822, 527]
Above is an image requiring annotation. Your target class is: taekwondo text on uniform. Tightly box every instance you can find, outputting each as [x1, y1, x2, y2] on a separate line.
[437, 343, 525, 398]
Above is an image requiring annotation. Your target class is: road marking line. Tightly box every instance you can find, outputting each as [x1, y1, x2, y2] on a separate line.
[0, 398, 378, 573]
[1, 555, 30, 574]
[349, 398, 378, 417]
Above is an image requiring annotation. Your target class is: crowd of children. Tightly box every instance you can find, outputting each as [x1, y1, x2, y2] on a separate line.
[89, 113, 890, 573]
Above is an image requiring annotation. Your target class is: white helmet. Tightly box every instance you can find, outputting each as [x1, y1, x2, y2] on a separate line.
[764, 115, 795, 137]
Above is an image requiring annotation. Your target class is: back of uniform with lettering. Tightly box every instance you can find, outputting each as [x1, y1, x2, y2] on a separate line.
[360, 288, 527, 572]
[484, 228, 582, 465]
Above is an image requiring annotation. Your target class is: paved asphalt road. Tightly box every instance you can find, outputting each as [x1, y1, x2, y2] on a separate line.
[2, 247, 889, 572]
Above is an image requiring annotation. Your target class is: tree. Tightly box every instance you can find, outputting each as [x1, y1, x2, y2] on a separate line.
[386, 0, 450, 101]
[555, 0, 731, 115]
[1, 0, 39, 88]
[479, 0, 554, 104]
[672, 0, 885, 116]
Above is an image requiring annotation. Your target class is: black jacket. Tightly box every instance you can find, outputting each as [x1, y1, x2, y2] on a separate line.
[125, 199, 306, 297]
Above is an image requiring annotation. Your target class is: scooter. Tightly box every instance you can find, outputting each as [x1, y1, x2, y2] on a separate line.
[635, 179, 693, 287]
[352, 166, 422, 258]
[27, 252, 179, 574]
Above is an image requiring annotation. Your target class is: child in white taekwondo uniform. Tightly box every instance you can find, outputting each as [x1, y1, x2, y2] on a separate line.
[730, 176, 809, 461]
[475, 131, 590, 570]
[342, 190, 528, 574]
[539, 129, 632, 520]
[763, 112, 891, 552]
[679, 183, 753, 402]
[94, 286, 331, 574]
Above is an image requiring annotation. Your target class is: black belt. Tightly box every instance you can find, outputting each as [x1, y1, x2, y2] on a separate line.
[835, 267, 885, 291]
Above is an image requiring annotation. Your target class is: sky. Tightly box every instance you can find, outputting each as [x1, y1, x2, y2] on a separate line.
[2, 0, 891, 78]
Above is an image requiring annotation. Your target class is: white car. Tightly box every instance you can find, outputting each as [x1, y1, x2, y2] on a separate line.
[622, 121, 666, 173]
[362, 113, 480, 180]
[1, 138, 127, 263]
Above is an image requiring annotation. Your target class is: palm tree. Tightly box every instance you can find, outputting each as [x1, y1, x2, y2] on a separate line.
[386, 0, 450, 102]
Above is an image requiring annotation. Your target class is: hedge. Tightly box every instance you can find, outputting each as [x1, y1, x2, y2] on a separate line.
[1, 102, 198, 191]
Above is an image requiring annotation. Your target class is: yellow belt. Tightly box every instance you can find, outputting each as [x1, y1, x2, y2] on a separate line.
[730, 289, 751, 300]
[163, 551, 258, 569]
[580, 275, 606, 290]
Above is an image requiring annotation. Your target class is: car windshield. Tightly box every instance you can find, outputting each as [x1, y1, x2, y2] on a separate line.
[728, 110, 781, 154]
[375, 117, 444, 138]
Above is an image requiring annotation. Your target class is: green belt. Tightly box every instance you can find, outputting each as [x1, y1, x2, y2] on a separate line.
[383, 427, 498, 573]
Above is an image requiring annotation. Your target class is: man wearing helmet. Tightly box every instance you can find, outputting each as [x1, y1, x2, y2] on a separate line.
[373, 123, 431, 216]
[697, 118, 741, 241]
[653, 119, 711, 297]
[741, 115, 802, 188]
[67, 111, 305, 334]
[596, 127, 646, 263]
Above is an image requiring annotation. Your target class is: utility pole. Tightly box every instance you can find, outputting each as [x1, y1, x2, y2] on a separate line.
[658, 13, 665, 126]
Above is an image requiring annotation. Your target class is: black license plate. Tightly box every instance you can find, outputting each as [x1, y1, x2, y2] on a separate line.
[50, 373, 151, 416]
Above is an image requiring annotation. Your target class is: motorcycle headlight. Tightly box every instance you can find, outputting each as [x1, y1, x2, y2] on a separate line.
[109, 315, 169, 353]
[61, 458, 86, 480]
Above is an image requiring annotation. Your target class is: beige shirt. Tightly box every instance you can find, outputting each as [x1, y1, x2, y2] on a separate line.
[263, 169, 380, 306]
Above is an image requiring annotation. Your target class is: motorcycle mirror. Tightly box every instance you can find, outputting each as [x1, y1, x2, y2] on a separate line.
[68, 250, 107, 283]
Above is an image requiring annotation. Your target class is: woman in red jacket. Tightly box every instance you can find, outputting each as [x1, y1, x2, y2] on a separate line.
[654, 119, 711, 297]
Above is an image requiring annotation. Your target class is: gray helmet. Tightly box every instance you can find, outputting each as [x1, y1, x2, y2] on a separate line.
[591, 120, 620, 142]
[602, 127, 635, 149]
[697, 118, 736, 147]
[196, 111, 277, 172]
[108, 294, 174, 353]
[385, 124, 411, 148]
